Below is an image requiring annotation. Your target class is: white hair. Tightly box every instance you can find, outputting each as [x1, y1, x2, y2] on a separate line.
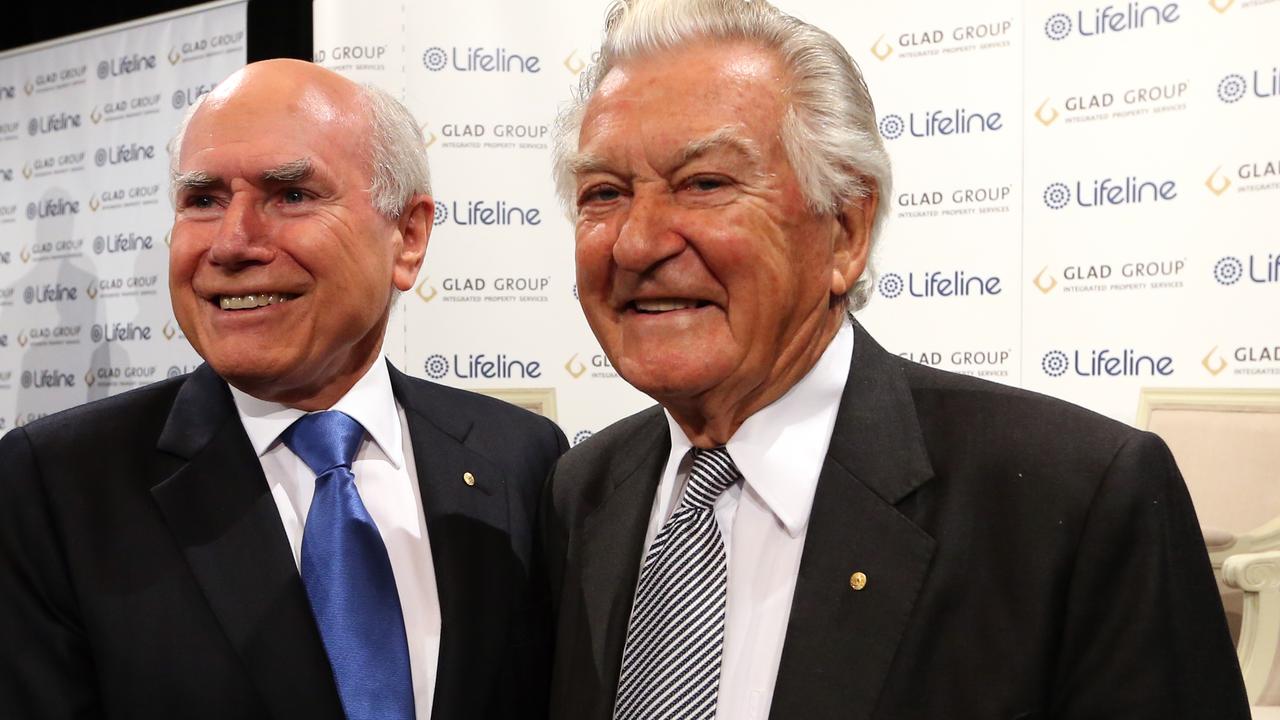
[169, 82, 430, 220]
[552, 0, 893, 310]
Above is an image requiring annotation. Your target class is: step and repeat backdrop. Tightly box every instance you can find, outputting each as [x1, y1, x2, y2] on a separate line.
[0, 0, 246, 435]
[1, 1, 1272, 440]
[314, 0, 1277, 445]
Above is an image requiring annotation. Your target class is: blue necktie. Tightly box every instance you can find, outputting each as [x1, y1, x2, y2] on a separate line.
[282, 411, 415, 720]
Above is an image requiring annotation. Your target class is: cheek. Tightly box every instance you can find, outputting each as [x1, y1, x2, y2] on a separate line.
[574, 225, 614, 288]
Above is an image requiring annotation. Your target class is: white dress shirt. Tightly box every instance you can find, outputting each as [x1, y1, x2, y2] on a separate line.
[229, 359, 439, 720]
[643, 321, 854, 720]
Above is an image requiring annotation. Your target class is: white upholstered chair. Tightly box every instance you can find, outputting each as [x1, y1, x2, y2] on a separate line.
[1136, 388, 1280, 708]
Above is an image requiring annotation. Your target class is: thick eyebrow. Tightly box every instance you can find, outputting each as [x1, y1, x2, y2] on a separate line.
[566, 126, 761, 180]
[171, 169, 218, 193]
[260, 157, 313, 183]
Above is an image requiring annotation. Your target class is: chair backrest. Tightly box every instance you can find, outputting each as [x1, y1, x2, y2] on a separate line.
[1136, 388, 1280, 537]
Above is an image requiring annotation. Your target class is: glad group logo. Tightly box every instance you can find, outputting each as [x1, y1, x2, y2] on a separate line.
[1041, 348, 1174, 377]
[422, 46, 542, 73]
[1043, 3, 1179, 40]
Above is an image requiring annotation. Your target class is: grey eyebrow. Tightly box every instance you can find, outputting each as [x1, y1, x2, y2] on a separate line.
[566, 126, 761, 180]
[171, 169, 218, 192]
[260, 157, 313, 183]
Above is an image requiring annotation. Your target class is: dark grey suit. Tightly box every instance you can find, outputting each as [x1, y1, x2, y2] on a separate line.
[543, 322, 1249, 720]
[0, 361, 566, 719]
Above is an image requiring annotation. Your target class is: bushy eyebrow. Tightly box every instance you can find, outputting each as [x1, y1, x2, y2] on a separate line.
[170, 157, 314, 194]
[567, 126, 761, 179]
[260, 157, 313, 183]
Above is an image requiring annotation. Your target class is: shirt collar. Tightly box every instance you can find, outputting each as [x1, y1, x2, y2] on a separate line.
[228, 358, 405, 469]
[663, 320, 854, 538]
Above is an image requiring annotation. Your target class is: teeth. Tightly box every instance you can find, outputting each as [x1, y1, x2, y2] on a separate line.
[634, 298, 700, 313]
[218, 293, 295, 310]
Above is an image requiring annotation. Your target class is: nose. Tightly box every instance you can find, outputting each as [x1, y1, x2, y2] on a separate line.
[208, 193, 273, 268]
[611, 189, 686, 273]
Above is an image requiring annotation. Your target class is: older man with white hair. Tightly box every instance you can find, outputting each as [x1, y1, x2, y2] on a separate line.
[0, 59, 565, 720]
[542, 2, 1249, 719]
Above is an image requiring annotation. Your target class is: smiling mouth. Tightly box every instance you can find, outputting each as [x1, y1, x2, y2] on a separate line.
[630, 298, 711, 314]
[216, 293, 298, 311]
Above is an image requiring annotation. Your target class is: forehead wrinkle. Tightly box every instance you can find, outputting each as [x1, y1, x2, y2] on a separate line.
[675, 126, 762, 169]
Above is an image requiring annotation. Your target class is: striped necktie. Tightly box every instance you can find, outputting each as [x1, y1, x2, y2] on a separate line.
[614, 446, 742, 720]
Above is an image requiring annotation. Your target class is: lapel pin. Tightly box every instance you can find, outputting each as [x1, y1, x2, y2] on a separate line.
[849, 571, 867, 591]
[463, 471, 476, 487]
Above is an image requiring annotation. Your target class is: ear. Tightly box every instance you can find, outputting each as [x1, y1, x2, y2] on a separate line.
[829, 182, 877, 297]
[391, 193, 433, 292]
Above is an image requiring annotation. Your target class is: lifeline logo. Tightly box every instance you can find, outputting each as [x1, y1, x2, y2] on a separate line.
[432, 200, 541, 226]
[21, 369, 77, 390]
[422, 46, 541, 73]
[1041, 348, 1174, 377]
[1213, 254, 1280, 285]
[27, 111, 82, 136]
[423, 353, 543, 380]
[94, 143, 156, 167]
[1042, 176, 1176, 209]
[1217, 68, 1280, 104]
[878, 109, 1003, 140]
[1043, 3, 1179, 40]
[877, 270, 1002, 299]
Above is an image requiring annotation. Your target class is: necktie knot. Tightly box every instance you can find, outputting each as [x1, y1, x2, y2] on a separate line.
[680, 446, 741, 511]
[282, 410, 365, 476]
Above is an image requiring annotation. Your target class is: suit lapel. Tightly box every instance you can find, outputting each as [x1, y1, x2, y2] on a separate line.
[573, 410, 669, 717]
[150, 365, 343, 719]
[388, 365, 511, 718]
[769, 322, 937, 720]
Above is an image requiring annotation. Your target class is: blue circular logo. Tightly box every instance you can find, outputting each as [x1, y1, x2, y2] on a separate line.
[424, 353, 449, 379]
[1044, 13, 1072, 40]
[27, 118, 38, 136]
[878, 114, 904, 140]
[1043, 182, 1070, 210]
[94, 148, 107, 167]
[25, 202, 36, 220]
[97, 61, 110, 79]
[1217, 74, 1247, 104]
[423, 47, 448, 71]
[91, 324, 103, 343]
[1041, 350, 1069, 377]
[172, 90, 186, 110]
[20, 371, 31, 388]
[23, 286, 34, 304]
[93, 236, 105, 254]
[572, 283, 578, 299]
[167, 366, 182, 378]
[877, 272, 904, 299]
[1214, 256, 1243, 285]
[573, 430, 593, 446]
[433, 202, 448, 226]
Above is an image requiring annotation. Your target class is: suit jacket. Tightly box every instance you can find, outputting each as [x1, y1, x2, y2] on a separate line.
[0, 361, 567, 720]
[543, 323, 1250, 720]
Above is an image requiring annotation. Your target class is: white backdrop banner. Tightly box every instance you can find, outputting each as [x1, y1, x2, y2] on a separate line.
[309, 0, 1273, 443]
[0, 0, 246, 435]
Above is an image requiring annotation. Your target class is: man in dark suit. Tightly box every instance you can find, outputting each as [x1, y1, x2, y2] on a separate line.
[543, 1, 1250, 718]
[0, 59, 565, 719]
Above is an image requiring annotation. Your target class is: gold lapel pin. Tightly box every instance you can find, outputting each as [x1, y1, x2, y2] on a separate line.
[463, 471, 476, 487]
[849, 571, 868, 591]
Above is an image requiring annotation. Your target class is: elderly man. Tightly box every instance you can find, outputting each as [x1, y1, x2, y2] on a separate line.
[0, 60, 565, 720]
[542, 2, 1249, 719]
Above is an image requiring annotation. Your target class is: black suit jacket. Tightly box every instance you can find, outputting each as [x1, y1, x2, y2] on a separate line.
[0, 361, 567, 720]
[543, 323, 1250, 720]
